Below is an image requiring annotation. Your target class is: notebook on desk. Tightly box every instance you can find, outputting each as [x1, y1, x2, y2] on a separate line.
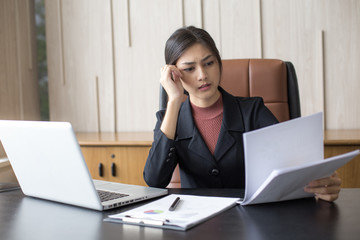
[0, 120, 167, 211]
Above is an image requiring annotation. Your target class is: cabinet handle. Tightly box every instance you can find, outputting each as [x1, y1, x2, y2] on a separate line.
[98, 163, 103, 177]
[111, 162, 116, 177]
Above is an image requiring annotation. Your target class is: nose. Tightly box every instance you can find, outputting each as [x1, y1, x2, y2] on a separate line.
[197, 66, 207, 81]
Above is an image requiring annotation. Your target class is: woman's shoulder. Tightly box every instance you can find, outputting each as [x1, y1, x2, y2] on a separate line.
[234, 95, 265, 107]
[231, 96, 268, 116]
[220, 87, 265, 107]
[233, 95, 264, 102]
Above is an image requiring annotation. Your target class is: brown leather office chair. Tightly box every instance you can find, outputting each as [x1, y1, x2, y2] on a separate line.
[159, 59, 301, 188]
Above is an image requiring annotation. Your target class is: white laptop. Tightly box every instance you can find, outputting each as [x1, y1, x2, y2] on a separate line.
[0, 120, 168, 211]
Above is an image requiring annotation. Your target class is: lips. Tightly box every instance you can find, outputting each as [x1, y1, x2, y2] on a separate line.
[198, 83, 211, 90]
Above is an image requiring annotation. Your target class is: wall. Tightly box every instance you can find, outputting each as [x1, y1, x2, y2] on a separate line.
[0, 0, 40, 121]
[45, 0, 360, 132]
[0, 0, 40, 158]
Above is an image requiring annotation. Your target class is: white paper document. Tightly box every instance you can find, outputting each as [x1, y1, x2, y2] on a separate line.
[106, 194, 239, 231]
[238, 112, 360, 205]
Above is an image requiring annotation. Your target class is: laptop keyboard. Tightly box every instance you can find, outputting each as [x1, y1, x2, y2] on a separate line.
[97, 190, 129, 202]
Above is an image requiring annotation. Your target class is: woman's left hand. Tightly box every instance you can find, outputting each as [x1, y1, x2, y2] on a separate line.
[304, 171, 342, 202]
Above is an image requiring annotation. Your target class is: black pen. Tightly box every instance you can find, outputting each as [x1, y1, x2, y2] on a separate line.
[169, 197, 181, 211]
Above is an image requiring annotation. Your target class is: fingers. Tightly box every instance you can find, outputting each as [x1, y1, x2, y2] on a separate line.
[304, 185, 340, 202]
[304, 183, 340, 195]
[314, 192, 339, 202]
[160, 65, 182, 88]
[306, 172, 341, 188]
[306, 177, 341, 189]
[160, 65, 183, 81]
[160, 65, 184, 103]
[304, 171, 342, 202]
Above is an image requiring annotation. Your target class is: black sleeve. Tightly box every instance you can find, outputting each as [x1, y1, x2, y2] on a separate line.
[143, 110, 178, 188]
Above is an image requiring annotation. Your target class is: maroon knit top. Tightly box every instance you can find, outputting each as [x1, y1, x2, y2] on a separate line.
[191, 95, 223, 155]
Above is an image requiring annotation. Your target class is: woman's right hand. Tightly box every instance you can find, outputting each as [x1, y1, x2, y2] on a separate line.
[159, 65, 184, 140]
[160, 65, 184, 104]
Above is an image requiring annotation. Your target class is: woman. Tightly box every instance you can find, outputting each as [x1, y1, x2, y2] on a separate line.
[143, 26, 341, 202]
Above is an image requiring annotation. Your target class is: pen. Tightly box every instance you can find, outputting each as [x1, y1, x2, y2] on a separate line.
[169, 197, 181, 211]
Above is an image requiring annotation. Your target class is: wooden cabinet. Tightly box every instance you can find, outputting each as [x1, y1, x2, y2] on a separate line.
[76, 132, 153, 186]
[76, 130, 360, 188]
[324, 130, 360, 188]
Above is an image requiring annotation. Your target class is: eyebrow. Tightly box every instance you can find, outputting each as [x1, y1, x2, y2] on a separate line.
[179, 54, 214, 65]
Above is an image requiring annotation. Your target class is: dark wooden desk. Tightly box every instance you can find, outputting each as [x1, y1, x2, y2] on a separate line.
[1, 188, 359, 240]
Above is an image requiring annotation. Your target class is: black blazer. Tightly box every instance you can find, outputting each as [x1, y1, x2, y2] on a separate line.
[143, 88, 279, 188]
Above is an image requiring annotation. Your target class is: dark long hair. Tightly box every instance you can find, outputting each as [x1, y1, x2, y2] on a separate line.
[164, 26, 222, 73]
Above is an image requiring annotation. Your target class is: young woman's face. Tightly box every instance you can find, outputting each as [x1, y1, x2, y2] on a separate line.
[175, 43, 221, 107]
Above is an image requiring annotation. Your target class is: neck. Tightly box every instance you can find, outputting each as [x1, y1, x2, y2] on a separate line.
[189, 90, 221, 108]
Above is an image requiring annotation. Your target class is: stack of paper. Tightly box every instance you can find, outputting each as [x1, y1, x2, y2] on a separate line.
[238, 112, 359, 205]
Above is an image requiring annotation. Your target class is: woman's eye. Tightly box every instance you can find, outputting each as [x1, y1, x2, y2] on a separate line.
[205, 61, 214, 66]
[184, 67, 195, 72]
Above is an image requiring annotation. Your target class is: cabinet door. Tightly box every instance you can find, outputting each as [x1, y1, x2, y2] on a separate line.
[81, 146, 107, 180]
[325, 145, 360, 188]
[81, 146, 150, 186]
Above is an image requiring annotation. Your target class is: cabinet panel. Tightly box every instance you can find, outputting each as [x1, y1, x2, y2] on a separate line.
[81, 147, 106, 180]
[324, 146, 360, 188]
[81, 146, 150, 186]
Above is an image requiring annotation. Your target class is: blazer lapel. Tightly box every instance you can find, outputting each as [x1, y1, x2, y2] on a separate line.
[214, 88, 245, 161]
[176, 98, 214, 162]
[176, 88, 245, 163]
[213, 128, 235, 161]
[188, 128, 214, 161]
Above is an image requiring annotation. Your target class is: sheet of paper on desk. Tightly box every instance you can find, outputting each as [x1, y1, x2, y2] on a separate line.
[106, 194, 239, 231]
[238, 112, 360, 205]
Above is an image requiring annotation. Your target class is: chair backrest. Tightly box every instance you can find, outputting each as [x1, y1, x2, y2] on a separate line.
[220, 59, 301, 121]
[160, 59, 301, 188]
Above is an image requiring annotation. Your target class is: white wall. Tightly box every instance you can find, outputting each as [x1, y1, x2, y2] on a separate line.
[45, 0, 360, 131]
